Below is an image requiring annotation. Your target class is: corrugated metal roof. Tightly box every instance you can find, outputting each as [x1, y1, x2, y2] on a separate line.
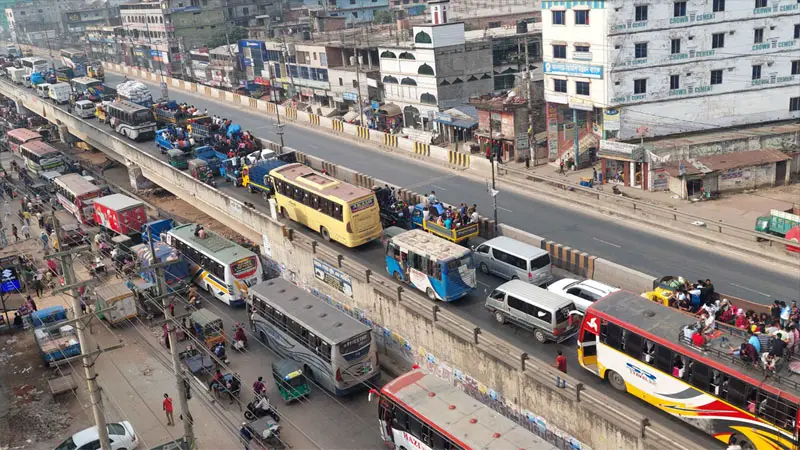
[94, 193, 143, 211]
[663, 149, 791, 176]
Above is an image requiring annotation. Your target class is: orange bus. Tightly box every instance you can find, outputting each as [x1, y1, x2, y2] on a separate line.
[5, 128, 42, 154]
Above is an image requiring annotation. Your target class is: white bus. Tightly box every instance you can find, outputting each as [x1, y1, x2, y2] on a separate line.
[21, 140, 65, 175]
[19, 57, 49, 75]
[249, 278, 381, 396]
[164, 223, 262, 307]
[53, 173, 103, 224]
[60, 49, 88, 69]
[104, 100, 157, 141]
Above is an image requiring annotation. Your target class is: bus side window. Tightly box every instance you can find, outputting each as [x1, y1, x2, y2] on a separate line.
[431, 431, 451, 450]
[603, 323, 623, 350]
[654, 345, 673, 373]
[407, 414, 422, 437]
[624, 332, 643, 360]
[392, 407, 408, 431]
[319, 341, 331, 362]
[689, 362, 711, 392]
[723, 377, 749, 409]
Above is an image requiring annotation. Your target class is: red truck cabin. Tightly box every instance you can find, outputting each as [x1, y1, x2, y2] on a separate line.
[93, 193, 147, 236]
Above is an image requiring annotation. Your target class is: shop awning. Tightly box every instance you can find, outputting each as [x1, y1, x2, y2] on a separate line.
[377, 103, 402, 117]
[343, 110, 359, 122]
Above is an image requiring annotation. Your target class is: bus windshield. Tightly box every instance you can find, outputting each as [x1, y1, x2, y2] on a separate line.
[386, 229, 476, 302]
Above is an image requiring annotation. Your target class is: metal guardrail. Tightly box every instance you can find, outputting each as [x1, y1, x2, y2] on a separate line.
[498, 164, 800, 254]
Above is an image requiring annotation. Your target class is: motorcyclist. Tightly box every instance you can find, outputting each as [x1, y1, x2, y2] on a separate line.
[214, 341, 227, 360]
[233, 323, 247, 351]
[187, 286, 199, 306]
[254, 392, 271, 415]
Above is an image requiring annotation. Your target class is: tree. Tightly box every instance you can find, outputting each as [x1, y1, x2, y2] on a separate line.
[372, 10, 393, 25]
[206, 27, 249, 50]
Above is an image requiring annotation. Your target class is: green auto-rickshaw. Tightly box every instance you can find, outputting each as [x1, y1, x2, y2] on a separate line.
[167, 149, 190, 170]
[272, 359, 310, 403]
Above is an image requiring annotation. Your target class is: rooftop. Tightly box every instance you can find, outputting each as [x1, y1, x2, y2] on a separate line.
[662, 149, 791, 177]
[464, 22, 542, 41]
[644, 122, 800, 151]
[469, 91, 528, 111]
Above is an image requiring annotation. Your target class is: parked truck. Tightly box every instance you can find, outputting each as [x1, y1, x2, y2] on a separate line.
[31, 306, 81, 365]
[193, 145, 227, 175]
[93, 193, 148, 236]
[48, 82, 72, 104]
[94, 282, 138, 326]
[8, 67, 25, 84]
[755, 207, 800, 239]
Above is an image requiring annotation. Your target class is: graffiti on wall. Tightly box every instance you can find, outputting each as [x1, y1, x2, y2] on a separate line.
[264, 256, 590, 450]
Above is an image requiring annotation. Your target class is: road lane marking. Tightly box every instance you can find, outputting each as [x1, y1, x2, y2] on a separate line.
[497, 206, 514, 213]
[730, 283, 772, 298]
[478, 281, 494, 289]
[430, 184, 447, 191]
[592, 237, 621, 248]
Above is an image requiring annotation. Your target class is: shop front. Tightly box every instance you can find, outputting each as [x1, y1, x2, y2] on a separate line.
[597, 140, 648, 188]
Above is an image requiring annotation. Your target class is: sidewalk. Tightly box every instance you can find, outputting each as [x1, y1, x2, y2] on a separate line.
[502, 160, 798, 232]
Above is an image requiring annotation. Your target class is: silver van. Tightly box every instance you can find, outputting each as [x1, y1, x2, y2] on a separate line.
[485, 279, 578, 343]
[473, 236, 553, 286]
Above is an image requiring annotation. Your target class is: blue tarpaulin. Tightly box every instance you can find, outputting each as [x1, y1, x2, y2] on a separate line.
[227, 124, 242, 138]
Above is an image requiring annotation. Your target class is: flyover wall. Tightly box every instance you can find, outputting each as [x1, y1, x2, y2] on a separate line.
[0, 80, 700, 450]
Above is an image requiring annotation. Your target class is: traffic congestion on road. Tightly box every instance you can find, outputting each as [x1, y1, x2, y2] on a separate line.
[0, 53, 795, 450]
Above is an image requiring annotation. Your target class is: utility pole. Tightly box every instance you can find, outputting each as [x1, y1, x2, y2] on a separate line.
[52, 214, 112, 450]
[353, 40, 365, 126]
[524, 37, 533, 162]
[147, 229, 194, 450]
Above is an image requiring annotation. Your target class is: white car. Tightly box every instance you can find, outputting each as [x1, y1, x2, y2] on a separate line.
[246, 149, 276, 165]
[547, 278, 619, 312]
[54, 421, 138, 450]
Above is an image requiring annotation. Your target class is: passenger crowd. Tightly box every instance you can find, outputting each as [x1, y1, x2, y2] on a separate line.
[154, 101, 207, 119]
[419, 191, 480, 230]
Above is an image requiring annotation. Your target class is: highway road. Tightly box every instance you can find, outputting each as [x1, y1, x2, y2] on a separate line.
[103, 73, 800, 306]
[0, 74, 767, 447]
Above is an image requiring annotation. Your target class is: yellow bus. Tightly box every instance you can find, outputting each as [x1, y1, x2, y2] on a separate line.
[269, 163, 382, 247]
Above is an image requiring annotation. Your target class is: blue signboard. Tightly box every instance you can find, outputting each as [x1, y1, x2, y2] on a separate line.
[543, 62, 603, 79]
[343, 92, 358, 101]
[240, 40, 264, 48]
[1, 267, 20, 294]
[150, 50, 161, 57]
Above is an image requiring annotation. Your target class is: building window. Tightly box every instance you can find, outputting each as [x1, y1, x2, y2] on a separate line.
[634, 42, 648, 58]
[400, 77, 417, 85]
[634, 5, 648, 21]
[754, 0, 767, 7]
[575, 10, 589, 25]
[382, 75, 398, 83]
[754, 28, 764, 44]
[352, 79, 358, 88]
[712, 32, 725, 49]
[670, 74, 680, 90]
[380, 50, 397, 58]
[575, 81, 590, 95]
[792, 60, 800, 75]
[420, 93, 437, 104]
[671, 38, 681, 54]
[552, 10, 565, 25]
[752, 64, 762, 80]
[552, 44, 566, 59]
[795, 24, 800, 39]
[575, 45, 590, 52]
[712, 0, 725, 12]
[673, 1, 686, 17]
[710, 69, 723, 85]
[791, 97, 800, 111]
[634, 78, 647, 94]
[398, 51, 415, 60]
[414, 31, 431, 44]
[418, 63, 434, 75]
[554, 79, 567, 93]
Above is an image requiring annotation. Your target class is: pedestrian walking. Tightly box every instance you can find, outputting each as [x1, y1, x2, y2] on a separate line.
[22, 210, 30, 227]
[555, 350, 567, 373]
[592, 167, 598, 183]
[34, 274, 44, 298]
[558, 159, 565, 175]
[524, 153, 530, 169]
[11, 224, 18, 242]
[40, 231, 49, 250]
[163, 393, 174, 426]
[21, 223, 30, 240]
[36, 211, 43, 229]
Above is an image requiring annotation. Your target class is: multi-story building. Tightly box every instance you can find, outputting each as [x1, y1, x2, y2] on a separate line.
[306, 0, 390, 25]
[378, 1, 493, 129]
[541, 0, 800, 173]
[227, 0, 285, 28]
[119, 0, 229, 76]
[0, 0, 30, 35]
[6, 0, 85, 46]
[85, 25, 125, 63]
[64, 3, 121, 45]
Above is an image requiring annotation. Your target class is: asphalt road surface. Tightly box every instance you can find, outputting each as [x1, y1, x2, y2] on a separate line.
[104, 72, 799, 306]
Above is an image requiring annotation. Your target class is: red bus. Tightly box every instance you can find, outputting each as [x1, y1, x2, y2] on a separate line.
[53, 173, 103, 224]
[577, 290, 799, 450]
[5, 128, 42, 153]
[372, 370, 559, 450]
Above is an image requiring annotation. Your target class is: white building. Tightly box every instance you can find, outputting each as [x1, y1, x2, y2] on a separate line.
[378, 1, 493, 129]
[541, 0, 800, 160]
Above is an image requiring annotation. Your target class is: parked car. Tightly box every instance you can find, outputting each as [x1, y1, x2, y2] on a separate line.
[547, 278, 619, 312]
[54, 421, 138, 450]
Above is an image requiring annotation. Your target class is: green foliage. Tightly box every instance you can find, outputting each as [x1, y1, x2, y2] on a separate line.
[372, 10, 393, 24]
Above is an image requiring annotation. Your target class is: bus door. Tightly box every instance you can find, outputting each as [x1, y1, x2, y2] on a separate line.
[578, 313, 599, 374]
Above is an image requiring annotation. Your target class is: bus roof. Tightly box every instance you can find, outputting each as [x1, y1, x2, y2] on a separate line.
[55, 173, 102, 196]
[383, 370, 559, 450]
[271, 163, 373, 202]
[21, 140, 59, 156]
[590, 291, 800, 397]
[108, 100, 150, 113]
[7, 128, 42, 141]
[168, 223, 255, 265]
[389, 229, 470, 261]
[250, 278, 370, 344]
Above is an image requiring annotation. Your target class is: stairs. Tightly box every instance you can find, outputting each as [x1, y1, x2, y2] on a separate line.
[551, 129, 598, 166]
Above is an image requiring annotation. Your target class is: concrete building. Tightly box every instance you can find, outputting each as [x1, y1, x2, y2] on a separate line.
[304, 0, 390, 25]
[0, 0, 30, 35]
[661, 149, 792, 199]
[207, 44, 239, 88]
[471, 91, 530, 161]
[85, 25, 125, 63]
[119, 0, 229, 75]
[378, 1, 493, 129]
[226, 0, 285, 28]
[541, 0, 800, 166]
[64, 3, 121, 45]
[5, 0, 86, 46]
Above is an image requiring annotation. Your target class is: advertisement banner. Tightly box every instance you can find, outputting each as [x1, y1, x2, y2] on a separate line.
[1, 267, 20, 294]
[543, 62, 603, 79]
[313, 259, 353, 297]
[603, 108, 621, 131]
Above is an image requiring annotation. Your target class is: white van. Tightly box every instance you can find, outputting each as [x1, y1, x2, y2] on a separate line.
[36, 83, 51, 99]
[485, 279, 579, 343]
[48, 83, 72, 104]
[22, 74, 31, 88]
[473, 236, 553, 286]
[74, 100, 96, 119]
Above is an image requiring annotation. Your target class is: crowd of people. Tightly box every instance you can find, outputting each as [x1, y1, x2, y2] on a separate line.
[420, 191, 480, 230]
[155, 101, 207, 120]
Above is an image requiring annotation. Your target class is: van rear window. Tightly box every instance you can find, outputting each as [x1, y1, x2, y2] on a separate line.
[529, 254, 551, 270]
[556, 304, 575, 323]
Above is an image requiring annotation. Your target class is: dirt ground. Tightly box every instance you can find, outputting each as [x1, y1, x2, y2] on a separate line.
[0, 330, 79, 449]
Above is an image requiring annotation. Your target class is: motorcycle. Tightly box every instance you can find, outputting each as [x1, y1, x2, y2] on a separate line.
[244, 399, 280, 422]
